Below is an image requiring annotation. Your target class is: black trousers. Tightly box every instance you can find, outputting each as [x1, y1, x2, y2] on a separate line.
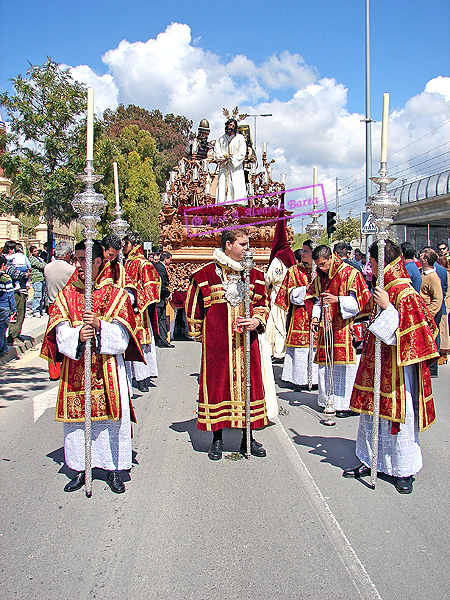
[156, 302, 168, 342]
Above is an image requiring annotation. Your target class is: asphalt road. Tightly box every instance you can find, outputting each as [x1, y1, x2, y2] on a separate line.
[1, 342, 449, 600]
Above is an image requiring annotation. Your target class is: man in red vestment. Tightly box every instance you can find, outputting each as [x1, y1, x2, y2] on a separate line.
[123, 231, 161, 393]
[344, 240, 438, 493]
[275, 240, 317, 390]
[185, 228, 270, 460]
[308, 245, 370, 416]
[40, 240, 143, 494]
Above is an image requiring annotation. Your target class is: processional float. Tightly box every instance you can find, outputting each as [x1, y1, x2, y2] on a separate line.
[71, 88, 107, 497]
[366, 93, 398, 489]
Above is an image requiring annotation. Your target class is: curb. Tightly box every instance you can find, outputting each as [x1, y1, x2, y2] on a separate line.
[0, 328, 47, 367]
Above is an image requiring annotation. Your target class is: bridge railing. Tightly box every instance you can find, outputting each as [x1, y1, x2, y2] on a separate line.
[390, 170, 450, 205]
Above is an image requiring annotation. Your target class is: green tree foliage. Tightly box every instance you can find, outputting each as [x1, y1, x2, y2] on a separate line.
[0, 58, 88, 251]
[102, 104, 193, 191]
[334, 210, 361, 243]
[96, 125, 161, 243]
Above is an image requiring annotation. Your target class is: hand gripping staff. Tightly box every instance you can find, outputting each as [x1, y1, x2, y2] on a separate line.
[242, 248, 254, 459]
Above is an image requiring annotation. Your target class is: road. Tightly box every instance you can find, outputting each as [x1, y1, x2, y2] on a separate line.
[1, 341, 449, 600]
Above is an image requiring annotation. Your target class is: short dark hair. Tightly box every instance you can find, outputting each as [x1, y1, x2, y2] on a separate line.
[123, 231, 142, 247]
[400, 241, 416, 260]
[369, 239, 401, 265]
[102, 234, 122, 251]
[2, 240, 17, 254]
[312, 245, 331, 260]
[29, 245, 37, 253]
[333, 241, 348, 258]
[293, 248, 302, 263]
[0, 255, 6, 267]
[354, 248, 362, 255]
[160, 251, 172, 261]
[220, 228, 249, 251]
[420, 247, 438, 267]
[74, 239, 104, 262]
[302, 239, 313, 249]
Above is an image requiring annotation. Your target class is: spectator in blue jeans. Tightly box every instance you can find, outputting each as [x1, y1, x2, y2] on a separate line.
[0, 255, 16, 355]
[29, 245, 46, 317]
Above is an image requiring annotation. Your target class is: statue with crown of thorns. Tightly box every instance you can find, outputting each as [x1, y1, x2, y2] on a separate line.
[213, 107, 249, 205]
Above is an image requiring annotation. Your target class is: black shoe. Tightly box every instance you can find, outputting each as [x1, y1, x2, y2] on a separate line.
[336, 410, 359, 418]
[207, 439, 223, 460]
[7, 335, 14, 345]
[272, 357, 284, 364]
[240, 438, 267, 457]
[64, 471, 85, 492]
[156, 340, 175, 348]
[394, 476, 413, 494]
[342, 464, 371, 478]
[137, 380, 149, 392]
[106, 471, 126, 494]
[294, 385, 308, 392]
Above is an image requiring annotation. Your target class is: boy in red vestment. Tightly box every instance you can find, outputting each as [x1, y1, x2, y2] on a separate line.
[185, 229, 270, 460]
[41, 240, 143, 494]
[344, 240, 438, 494]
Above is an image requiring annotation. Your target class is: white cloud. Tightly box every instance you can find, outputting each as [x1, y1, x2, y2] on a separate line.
[66, 23, 449, 222]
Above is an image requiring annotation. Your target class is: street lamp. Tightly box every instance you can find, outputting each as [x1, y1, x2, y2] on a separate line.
[245, 113, 272, 153]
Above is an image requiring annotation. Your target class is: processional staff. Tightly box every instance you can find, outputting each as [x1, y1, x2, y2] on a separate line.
[366, 93, 398, 489]
[110, 161, 129, 264]
[71, 88, 107, 497]
[242, 247, 254, 459]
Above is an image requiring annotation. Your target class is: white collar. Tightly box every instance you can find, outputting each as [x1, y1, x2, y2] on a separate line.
[213, 248, 244, 272]
[423, 268, 435, 275]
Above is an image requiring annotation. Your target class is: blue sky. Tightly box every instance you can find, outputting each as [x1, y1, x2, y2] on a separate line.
[1, 0, 449, 221]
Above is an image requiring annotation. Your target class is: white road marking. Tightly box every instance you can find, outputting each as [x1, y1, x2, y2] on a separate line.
[33, 386, 58, 422]
[274, 415, 384, 600]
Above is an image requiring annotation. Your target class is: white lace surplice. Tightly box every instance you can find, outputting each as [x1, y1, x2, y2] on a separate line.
[57, 320, 132, 472]
[356, 303, 423, 476]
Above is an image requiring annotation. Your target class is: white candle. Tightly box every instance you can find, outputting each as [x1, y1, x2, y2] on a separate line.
[381, 92, 389, 164]
[113, 162, 120, 208]
[281, 173, 286, 185]
[263, 141, 267, 154]
[313, 166, 318, 205]
[192, 138, 198, 154]
[86, 88, 94, 161]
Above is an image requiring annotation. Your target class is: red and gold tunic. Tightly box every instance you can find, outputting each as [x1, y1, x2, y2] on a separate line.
[185, 256, 270, 431]
[350, 257, 439, 431]
[98, 259, 136, 291]
[124, 245, 161, 345]
[40, 277, 143, 423]
[275, 263, 314, 348]
[308, 255, 371, 365]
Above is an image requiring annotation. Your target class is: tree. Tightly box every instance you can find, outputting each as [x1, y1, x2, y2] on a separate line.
[102, 104, 193, 191]
[95, 125, 161, 243]
[333, 210, 361, 243]
[0, 58, 88, 256]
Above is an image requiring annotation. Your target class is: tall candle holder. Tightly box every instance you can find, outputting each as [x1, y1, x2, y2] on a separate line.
[110, 170, 129, 266]
[71, 160, 107, 497]
[366, 161, 398, 488]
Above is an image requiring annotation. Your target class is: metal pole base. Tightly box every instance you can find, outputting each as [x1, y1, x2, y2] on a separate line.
[322, 418, 336, 426]
[321, 406, 336, 426]
[86, 491, 92, 498]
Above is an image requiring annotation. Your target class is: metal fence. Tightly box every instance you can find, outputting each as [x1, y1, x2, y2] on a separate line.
[390, 170, 450, 205]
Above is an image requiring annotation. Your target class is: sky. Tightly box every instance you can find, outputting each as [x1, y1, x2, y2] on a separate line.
[1, 0, 449, 227]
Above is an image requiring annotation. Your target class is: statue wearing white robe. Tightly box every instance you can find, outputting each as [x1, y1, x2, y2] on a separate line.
[214, 132, 248, 205]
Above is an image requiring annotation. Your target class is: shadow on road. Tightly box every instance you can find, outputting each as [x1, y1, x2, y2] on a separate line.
[288, 427, 357, 470]
[170, 417, 246, 453]
[0, 365, 50, 402]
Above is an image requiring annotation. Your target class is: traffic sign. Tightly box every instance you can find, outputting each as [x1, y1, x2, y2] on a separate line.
[361, 211, 378, 234]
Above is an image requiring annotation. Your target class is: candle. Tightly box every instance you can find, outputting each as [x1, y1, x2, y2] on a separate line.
[381, 92, 389, 164]
[192, 138, 198, 155]
[281, 173, 286, 185]
[113, 162, 120, 208]
[263, 141, 267, 154]
[192, 165, 198, 181]
[180, 160, 185, 175]
[86, 88, 94, 161]
[313, 166, 318, 206]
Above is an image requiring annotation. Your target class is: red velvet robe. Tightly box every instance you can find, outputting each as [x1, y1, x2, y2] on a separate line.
[185, 260, 269, 431]
[124, 245, 161, 345]
[40, 276, 143, 423]
[275, 263, 314, 348]
[308, 255, 371, 365]
[350, 257, 439, 431]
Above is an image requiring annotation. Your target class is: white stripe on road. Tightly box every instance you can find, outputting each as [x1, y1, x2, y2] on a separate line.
[274, 416, 384, 600]
[33, 386, 58, 422]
